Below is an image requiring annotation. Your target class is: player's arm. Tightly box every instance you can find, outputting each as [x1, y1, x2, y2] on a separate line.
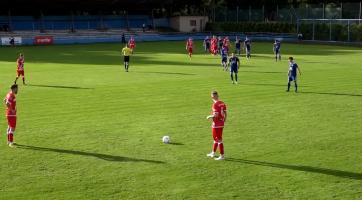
[223, 110, 227, 123]
[4, 98, 10, 109]
[206, 112, 218, 120]
[237, 59, 240, 69]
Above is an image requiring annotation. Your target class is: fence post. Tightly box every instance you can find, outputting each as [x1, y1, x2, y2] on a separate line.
[322, 3, 325, 19]
[8, 10, 12, 31]
[359, 2, 361, 24]
[262, 5, 265, 22]
[329, 20, 332, 41]
[312, 20, 315, 40]
[236, 6, 239, 23]
[249, 6, 251, 21]
[224, 7, 227, 22]
[340, 3, 343, 19]
[347, 20, 350, 42]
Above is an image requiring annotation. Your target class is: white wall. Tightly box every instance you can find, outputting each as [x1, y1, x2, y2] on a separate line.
[170, 16, 209, 32]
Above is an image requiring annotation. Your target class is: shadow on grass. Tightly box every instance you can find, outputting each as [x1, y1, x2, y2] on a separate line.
[16, 144, 165, 164]
[169, 142, 184, 145]
[133, 71, 196, 76]
[226, 158, 362, 180]
[301, 91, 362, 97]
[27, 84, 94, 90]
[241, 70, 285, 74]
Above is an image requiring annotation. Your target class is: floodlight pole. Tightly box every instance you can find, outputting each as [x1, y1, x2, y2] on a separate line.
[347, 20, 350, 42]
[312, 20, 315, 40]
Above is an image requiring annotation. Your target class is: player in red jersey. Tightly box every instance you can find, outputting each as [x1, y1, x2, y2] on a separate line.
[128, 36, 136, 54]
[14, 53, 26, 85]
[223, 36, 231, 55]
[210, 36, 218, 55]
[4, 84, 18, 147]
[186, 37, 193, 59]
[206, 91, 227, 160]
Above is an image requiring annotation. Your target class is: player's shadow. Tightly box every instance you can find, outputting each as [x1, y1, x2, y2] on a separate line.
[134, 71, 196, 76]
[226, 158, 362, 180]
[16, 144, 164, 164]
[301, 91, 362, 97]
[27, 84, 94, 90]
[241, 70, 285, 74]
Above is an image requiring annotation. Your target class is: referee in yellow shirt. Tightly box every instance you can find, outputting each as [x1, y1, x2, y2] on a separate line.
[122, 44, 132, 72]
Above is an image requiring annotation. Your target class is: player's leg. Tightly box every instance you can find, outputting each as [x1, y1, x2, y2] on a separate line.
[234, 72, 238, 84]
[294, 80, 298, 92]
[21, 71, 25, 85]
[207, 128, 218, 158]
[214, 128, 224, 160]
[230, 72, 234, 84]
[286, 77, 291, 92]
[7, 117, 16, 147]
[278, 52, 281, 61]
[14, 71, 20, 84]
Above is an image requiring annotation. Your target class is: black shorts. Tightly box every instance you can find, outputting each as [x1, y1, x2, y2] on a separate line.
[124, 56, 130, 62]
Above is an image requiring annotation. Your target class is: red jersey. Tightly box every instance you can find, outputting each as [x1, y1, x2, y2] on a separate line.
[4, 92, 16, 117]
[186, 40, 193, 48]
[128, 39, 135, 48]
[211, 100, 227, 128]
[17, 58, 24, 71]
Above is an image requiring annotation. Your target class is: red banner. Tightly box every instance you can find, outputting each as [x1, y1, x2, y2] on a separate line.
[34, 36, 54, 45]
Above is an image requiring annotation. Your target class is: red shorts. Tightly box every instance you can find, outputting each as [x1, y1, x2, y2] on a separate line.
[17, 70, 24, 77]
[212, 128, 223, 141]
[188, 48, 193, 54]
[7, 116, 17, 129]
[130, 44, 135, 49]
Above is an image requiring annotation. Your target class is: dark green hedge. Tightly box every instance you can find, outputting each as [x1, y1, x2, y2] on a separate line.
[206, 22, 362, 42]
[205, 22, 296, 33]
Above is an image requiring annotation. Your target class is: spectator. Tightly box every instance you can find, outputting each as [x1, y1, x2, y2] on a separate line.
[9, 37, 15, 47]
[142, 23, 146, 32]
[121, 33, 126, 44]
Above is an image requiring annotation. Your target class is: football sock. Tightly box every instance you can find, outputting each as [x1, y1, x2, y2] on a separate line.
[9, 133, 13, 143]
[219, 143, 224, 155]
[22, 78, 25, 84]
[235, 74, 238, 82]
[213, 142, 218, 152]
[230, 74, 234, 81]
[295, 82, 298, 92]
[287, 82, 291, 91]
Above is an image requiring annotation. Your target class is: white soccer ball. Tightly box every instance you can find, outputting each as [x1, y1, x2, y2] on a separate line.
[162, 136, 170, 144]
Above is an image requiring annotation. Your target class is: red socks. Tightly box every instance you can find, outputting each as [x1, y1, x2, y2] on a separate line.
[213, 142, 218, 152]
[7, 133, 13, 143]
[219, 143, 224, 155]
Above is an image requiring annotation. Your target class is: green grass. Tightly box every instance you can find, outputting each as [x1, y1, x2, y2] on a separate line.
[0, 41, 361, 199]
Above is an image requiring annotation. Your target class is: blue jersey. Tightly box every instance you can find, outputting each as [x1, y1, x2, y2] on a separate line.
[235, 40, 241, 49]
[289, 62, 298, 77]
[221, 48, 228, 58]
[229, 57, 239, 69]
[274, 42, 281, 52]
[244, 39, 251, 50]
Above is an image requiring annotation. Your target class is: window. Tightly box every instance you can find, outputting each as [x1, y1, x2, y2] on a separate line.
[190, 20, 196, 26]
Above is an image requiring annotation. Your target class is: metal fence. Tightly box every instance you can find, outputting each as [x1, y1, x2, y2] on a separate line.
[211, 2, 362, 23]
[297, 19, 362, 42]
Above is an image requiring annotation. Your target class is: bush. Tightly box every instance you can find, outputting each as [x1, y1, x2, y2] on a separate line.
[205, 22, 295, 33]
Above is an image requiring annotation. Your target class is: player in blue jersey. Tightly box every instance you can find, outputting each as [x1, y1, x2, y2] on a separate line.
[220, 46, 228, 71]
[228, 53, 240, 84]
[273, 40, 281, 61]
[244, 37, 251, 59]
[287, 57, 302, 92]
[203, 36, 211, 53]
[235, 36, 241, 55]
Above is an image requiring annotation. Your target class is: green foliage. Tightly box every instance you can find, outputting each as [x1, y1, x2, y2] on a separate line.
[0, 42, 362, 199]
[205, 22, 296, 33]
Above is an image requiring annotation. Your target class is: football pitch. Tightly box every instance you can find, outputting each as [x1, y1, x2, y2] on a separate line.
[0, 41, 361, 199]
